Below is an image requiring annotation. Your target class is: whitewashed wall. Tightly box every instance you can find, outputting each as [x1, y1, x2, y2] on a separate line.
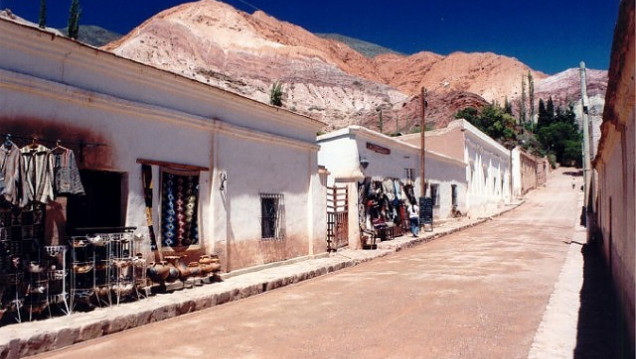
[462, 121, 512, 217]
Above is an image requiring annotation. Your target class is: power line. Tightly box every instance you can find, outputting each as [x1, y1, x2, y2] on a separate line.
[233, 0, 261, 12]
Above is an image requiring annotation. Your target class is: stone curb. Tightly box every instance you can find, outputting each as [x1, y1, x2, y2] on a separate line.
[0, 201, 524, 359]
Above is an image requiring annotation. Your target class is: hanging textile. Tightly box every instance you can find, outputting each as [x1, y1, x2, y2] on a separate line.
[20, 143, 54, 206]
[49, 147, 85, 196]
[141, 164, 159, 252]
[0, 141, 23, 206]
[161, 169, 199, 247]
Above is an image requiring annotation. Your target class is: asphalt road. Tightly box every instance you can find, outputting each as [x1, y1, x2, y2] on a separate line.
[30, 169, 581, 359]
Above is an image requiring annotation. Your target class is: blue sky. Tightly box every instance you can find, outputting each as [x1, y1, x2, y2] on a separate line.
[0, 0, 620, 74]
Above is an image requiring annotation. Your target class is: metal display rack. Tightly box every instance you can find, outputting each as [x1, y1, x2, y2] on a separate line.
[68, 227, 144, 311]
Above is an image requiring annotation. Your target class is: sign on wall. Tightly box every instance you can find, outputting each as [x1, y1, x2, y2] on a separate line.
[366, 142, 390, 155]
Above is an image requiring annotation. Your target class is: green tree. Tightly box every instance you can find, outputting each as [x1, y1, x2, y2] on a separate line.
[535, 104, 581, 167]
[455, 107, 479, 123]
[377, 108, 383, 133]
[528, 71, 535, 131]
[269, 81, 283, 107]
[458, 105, 517, 144]
[504, 97, 513, 116]
[38, 0, 46, 29]
[519, 76, 527, 124]
[67, 0, 81, 39]
[537, 98, 550, 127]
[546, 96, 555, 120]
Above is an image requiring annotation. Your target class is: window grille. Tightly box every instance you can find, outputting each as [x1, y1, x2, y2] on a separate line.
[260, 193, 284, 240]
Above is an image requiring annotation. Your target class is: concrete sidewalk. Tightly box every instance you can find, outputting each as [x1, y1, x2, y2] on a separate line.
[0, 203, 522, 359]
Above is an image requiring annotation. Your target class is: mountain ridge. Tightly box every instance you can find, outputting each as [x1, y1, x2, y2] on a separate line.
[2, 1, 607, 134]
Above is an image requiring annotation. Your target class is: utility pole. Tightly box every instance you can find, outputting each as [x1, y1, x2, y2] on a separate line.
[579, 61, 592, 223]
[420, 87, 427, 198]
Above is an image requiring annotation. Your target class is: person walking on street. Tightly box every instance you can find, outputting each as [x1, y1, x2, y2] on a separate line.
[408, 201, 419, 237]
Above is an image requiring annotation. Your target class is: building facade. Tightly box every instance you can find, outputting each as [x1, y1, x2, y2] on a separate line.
[318, 126, 467, 248]
[400, 119, 512, 218]
[0, 19, 327, 275]
[592, 0, 635, 345]
[511, 148, 549, 197]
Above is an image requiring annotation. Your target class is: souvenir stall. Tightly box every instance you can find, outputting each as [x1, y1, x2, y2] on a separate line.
[0, 134, 85, 323]
[0, 134, 148, 324]
[358, 177, 415, 243]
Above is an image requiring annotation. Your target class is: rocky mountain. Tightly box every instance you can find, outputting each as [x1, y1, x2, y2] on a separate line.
[4, 1, 607, 135]
[59, 25, 122, 47]
[101, 0, 559, 132]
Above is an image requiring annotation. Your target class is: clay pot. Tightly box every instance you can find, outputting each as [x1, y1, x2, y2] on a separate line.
[112, 283, 133, 297]
[199, 254, 221, 274]
[165, 255, 190, 281]
[72, 263, 94, 274]
[133, 254, 145, 270]
[188, 262, 202, 277]
[27, 261, 45, 273]
[199, 255, 213, 265]
[95, 285, 110, 297]
[147, 261, 170, 282]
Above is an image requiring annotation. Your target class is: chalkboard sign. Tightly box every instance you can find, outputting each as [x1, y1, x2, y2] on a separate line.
[419, 197, 433, 225]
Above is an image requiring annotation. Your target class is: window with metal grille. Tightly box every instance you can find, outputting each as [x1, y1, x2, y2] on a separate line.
[260, 193, 284, 240]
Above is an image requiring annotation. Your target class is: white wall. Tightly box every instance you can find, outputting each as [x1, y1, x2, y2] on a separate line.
[462, 121, 511, 217]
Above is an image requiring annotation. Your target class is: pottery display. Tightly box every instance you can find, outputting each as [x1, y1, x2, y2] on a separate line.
[165, 255, 190, 281]
[187, 262, 202, 277]
[87, 235, 107, 246]
[147, 261, 170, 282]
[27, 261, 45, 273]
[72, 263, 94, 274]
[199, 254, 221, 274]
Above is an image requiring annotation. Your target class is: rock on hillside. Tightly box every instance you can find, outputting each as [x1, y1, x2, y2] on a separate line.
[100, 0, 580, 133]
[102, 0, 406, 130]
[373, 51, 547, 105]
[534, 68, 608, 156]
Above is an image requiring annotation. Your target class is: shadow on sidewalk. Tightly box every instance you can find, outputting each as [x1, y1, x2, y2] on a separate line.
[574, 243, 634, 359]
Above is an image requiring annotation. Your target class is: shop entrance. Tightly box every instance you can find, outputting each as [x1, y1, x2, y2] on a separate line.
[326, 185, 348, 251]
[66, 170, 125, 233]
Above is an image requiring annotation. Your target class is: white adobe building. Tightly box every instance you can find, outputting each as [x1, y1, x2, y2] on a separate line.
[0, 18, 327, 272]
[400, 119, 512, 218]
[318, 126, 466, 248]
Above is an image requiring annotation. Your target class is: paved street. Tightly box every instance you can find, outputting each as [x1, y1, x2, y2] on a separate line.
[30, 169, 581, 359]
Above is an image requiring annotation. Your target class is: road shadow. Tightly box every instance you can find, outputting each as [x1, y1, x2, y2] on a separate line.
[574, 243, 634, 359]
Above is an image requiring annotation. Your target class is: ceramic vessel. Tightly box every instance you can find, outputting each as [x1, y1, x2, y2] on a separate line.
[165, 255, 190, 281]
[188, 262, 202, 277]
[147, 261, 170, 282]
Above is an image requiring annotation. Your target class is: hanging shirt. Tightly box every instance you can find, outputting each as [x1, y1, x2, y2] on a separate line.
[20, 144, 54, 206]
[0, 141, 24, 206]
[49, 148, 85, 195]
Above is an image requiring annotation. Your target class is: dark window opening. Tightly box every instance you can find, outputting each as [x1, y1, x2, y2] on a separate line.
[430, 184, 440, 207]
[451, 184, 458, 207]
[67, 170, 125, 233]
[260, 193, 284, 240]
